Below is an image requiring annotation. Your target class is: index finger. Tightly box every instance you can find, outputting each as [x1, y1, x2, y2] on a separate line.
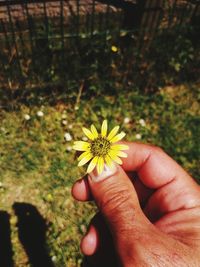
[122, 142, 195, 189]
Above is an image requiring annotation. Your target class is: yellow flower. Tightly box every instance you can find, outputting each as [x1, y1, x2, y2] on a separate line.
[73, 120, 129, 174]
[46, 193, 53, 202]
[111, 45, 118, 52]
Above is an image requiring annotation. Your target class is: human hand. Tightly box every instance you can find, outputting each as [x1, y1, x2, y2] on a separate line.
[72, 142, 200, 267]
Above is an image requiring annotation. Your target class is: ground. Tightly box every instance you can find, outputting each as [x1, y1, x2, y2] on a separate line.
[0, 82, 199, 266]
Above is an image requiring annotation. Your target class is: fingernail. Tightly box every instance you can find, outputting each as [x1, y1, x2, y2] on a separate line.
[89, 164, 118, 182]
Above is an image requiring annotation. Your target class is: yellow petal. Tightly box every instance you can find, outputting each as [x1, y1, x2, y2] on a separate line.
[91, 125, 98, 139]
[97, 157, 104, 174]
[87, 156, 98, 173]
[101, 120, 107, 137]
[108, 151, 123, 165]
[78, 153, 93, 166]
[111, 144, 129, 151]
[115, 150, 128, 158]
[82, 127, 95, 140]
[105, 155, 114, 168]
[78, 151, 91, 161]
[73, 141, 90, 151]
[112, 156, 122, 165]
[110, 132, 126, 143]
[109, 149, 117, 157]
[107, 126, 119, 141]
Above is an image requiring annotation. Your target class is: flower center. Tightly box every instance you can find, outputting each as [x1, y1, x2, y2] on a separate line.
[90, 137, 111, 157]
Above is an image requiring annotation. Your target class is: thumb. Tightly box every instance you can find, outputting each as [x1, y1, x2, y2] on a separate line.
[88, 164, 149, 240]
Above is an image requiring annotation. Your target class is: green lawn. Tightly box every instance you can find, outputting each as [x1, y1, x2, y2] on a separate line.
[0, 83, 199, 266]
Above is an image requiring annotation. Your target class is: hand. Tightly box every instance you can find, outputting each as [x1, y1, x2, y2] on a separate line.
[72, 142, 200, 267]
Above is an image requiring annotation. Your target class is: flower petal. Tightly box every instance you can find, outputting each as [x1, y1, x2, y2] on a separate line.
[91, 125, 98, 139]
[87, 156, 98, 173]
[111, 144, 129, 151]
[112, 155, 122, 165]
[107, 126, 119, 141]
[73, 141, 90, 151]
[82, 127, 95, 140]
[108, 151, 123, 165]
[110, 132, 126, 143]
[78, 153, 93, 166]
[115, 150, 128, 158]
[78, 151, 91, 161]
[105, 155, 114, 168]
[97, 157, 104, 174]
[101, 120, 108, 137]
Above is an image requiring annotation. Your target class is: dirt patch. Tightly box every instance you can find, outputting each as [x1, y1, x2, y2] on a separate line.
[0, 1, 118, 22]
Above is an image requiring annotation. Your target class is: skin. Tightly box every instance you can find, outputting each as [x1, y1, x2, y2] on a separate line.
[72, 142, 200, 267]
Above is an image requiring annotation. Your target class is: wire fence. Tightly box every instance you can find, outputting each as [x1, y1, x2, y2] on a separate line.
[0, 0, 199, 106]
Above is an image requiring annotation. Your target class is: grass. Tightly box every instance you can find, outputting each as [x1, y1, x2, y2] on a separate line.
[0, 82, 199, 266]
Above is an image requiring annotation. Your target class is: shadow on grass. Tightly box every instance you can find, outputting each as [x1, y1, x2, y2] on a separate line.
[0, 211, 14, 267]
[13, 202, 54, 267]
[81, 213, 119, 267]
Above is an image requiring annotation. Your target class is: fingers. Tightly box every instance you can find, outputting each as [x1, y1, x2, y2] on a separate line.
[81, 213, 112, 255]
[72, 171, 154, 208]
[81, 224, 98, 255]
[72, 142, 200, 222]
[143, 178, 200, 222]
[72, 141, 193, 203]
[81, 213, 118, 266]
[72, 141, 192, 202]
[88, 164, 149, 242]
[122, 142, 200, 219]
[72, 141, 188, 203]
[122, 142, 193, 189]
[133, 174, 154, 208]
[72, 176, 92, 201]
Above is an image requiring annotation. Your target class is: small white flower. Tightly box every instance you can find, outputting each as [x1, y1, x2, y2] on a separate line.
[64, 132, 72, 141]
[75, 105, 79, 111]
[1, 127, 6, 133]
[135, 133, 142, 140]
[24, 114, 31, 121]
[124, 117, 130, 124]
[37, 111, 44, 117]
[66, 145, 72, 151]
[80, 224, 86, 233]
[62, 120, 67, 126]
[139, 119, 146, 127]
[51, 256, 57, 262]
[82, 136, 88, 141]
[61, 113, 67, 119]
[68, 124, 73, 129]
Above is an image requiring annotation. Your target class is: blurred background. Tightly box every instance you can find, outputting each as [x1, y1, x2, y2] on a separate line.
[0, 0, 199, 266]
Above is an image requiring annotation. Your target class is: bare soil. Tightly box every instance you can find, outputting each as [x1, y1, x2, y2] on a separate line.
[0, 0, 118, 22]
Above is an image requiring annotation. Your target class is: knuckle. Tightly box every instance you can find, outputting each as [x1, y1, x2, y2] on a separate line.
[150, 144, 164, 154]
[99, 186, 128, 211]
[99, 185, 133, 216]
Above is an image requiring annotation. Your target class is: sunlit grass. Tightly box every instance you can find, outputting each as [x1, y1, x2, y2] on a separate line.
[0, 83, 199, 266]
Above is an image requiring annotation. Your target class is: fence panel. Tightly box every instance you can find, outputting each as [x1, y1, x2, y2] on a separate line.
[0, 0, 199, 102]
